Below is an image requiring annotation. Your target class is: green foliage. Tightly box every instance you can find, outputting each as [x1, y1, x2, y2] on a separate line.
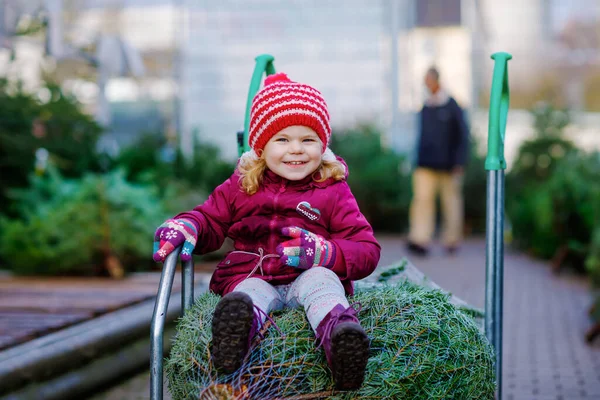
[463, 135, 488, 233]
[377, 261, 407, 282]
[330, 125, 412, 232]
[507, 103, 580, 257]
[509, 188, 558, 258]
[0, 168, 169, 275]
[531, 102, 570, 138]
[176, 139, 235, 195]
[505, 103, 600, 329]
[508, 150, 600, 268]
[0, 79, 103, 216]
[114, 133, 169, 184]
[586, 228, 600, 288]
[115, 132, 235, 195]
[508, 103, 575, 189]
[159, 180, 209, 218]
[166, 281, 495, 399]
[546, 152, 600, 256]
[509, 136, 576, 190]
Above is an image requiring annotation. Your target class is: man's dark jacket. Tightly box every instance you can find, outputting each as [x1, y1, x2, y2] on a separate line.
[416, 97, 469, 171]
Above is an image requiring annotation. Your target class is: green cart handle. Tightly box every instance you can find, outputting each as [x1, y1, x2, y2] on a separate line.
[238, 54, 277, 156]
[485, 52, 512, 171]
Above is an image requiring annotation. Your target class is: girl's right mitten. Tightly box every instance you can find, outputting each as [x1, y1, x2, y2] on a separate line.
[153, 218, 198, 262]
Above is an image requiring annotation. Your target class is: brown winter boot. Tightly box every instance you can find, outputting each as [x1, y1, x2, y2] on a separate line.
[210, 292, 259, 374]
[315, 303, 370, 390]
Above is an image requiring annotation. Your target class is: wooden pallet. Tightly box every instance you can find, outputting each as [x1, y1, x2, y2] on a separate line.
[0, 272, 186, 351]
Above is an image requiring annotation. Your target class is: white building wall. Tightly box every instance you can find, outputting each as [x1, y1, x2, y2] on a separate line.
[179, 0, 388, 159]
[478, 0, 551, 88]
[408, 27, 472, 109]
[3, 0, 599, 161]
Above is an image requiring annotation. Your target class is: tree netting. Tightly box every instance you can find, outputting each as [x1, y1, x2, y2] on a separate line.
[166, 262, 495, 399]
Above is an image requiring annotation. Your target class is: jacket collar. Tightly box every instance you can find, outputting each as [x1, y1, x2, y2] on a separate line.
[425, 89, 450, 107]
[262, 158, 347, 190]
[262, 168, 331, 189]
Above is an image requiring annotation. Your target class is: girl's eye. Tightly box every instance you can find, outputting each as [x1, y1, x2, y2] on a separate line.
[276, 138, 288, 142]
[303, 138, 316, 142]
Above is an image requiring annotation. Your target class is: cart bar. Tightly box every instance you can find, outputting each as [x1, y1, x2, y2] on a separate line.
[485, 52, 512, 172]
[150, 248, 194, 400]
[240, 54, 276, 156]
[485, 51, 512, 400]
[182, 258, 194, 312]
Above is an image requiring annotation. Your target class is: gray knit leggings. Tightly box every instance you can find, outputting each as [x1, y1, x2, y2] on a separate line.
[232, 267, 349, 333]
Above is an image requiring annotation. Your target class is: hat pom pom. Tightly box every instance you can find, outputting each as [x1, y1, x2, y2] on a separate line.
[264, 72, 291, 86]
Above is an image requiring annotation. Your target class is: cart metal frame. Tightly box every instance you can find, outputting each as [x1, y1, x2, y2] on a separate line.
[484, 51, 512, 400]
[150, 52, 512, 400]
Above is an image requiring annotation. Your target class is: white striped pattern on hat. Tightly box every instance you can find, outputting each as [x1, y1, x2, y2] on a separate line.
[250, 108, 330, 149]
[248, 73, 331, 152]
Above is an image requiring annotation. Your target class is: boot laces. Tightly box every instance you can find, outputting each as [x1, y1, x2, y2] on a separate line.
[252, 304, 283, 343]
[316, 302, 362, 349]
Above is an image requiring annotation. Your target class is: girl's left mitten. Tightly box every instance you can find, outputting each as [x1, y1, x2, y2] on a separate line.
[276, 226, 336, 269]
[153, 218, 198, 262]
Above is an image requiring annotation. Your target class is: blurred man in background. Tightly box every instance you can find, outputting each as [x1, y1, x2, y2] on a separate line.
[407, 66, 470, 256]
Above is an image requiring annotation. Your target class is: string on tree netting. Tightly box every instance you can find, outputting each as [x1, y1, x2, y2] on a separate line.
[166, 269, 495, 400]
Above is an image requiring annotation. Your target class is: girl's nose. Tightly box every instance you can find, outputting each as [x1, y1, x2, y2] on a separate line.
[289, 140, 304, 153]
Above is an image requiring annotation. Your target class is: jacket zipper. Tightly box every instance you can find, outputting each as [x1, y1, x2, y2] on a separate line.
[268, 181, 287, 260]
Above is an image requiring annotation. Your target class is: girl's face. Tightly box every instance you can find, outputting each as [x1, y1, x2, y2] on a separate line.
[263, 125, 323, 181]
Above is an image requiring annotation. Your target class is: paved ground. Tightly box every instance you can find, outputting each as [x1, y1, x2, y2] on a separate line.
[92, 235, 600, 400]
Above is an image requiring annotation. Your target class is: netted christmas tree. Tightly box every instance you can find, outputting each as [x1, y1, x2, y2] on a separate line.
[166, 262, 495, 399]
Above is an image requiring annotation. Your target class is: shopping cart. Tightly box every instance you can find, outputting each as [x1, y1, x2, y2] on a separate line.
[149, 52, 512, 400]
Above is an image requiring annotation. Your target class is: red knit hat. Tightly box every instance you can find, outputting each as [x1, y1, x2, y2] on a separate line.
[248, 73, 331, 154]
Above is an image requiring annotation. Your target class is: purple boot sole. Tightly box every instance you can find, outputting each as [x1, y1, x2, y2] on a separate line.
[210, 292, 255, 374]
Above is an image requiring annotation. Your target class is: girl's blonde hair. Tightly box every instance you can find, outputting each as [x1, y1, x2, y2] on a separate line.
[237, 152, 346, 195]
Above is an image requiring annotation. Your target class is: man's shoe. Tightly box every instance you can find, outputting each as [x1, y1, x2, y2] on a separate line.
[407, 241, 429, 256]
[445, 245, 459, 255]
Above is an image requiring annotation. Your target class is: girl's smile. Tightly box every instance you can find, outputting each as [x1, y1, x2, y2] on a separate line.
[284, 161, 308, 167]
[263, 126, 322, 180]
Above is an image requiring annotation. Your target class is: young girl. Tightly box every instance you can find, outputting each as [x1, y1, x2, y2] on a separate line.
[153, 73, 381, 391]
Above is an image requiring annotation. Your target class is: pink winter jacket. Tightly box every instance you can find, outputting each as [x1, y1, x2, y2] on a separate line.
[176, 159, 381, 296]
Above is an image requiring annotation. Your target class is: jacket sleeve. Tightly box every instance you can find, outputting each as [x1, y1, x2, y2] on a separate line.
[452, 99, 470, 167]
[328, 181, 381, 281]
[175, 173, 236, 254]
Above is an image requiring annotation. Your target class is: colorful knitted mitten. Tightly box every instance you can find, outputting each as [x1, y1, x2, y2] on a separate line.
[276, 226, 336, 269]
[153, 219, 198, 262]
